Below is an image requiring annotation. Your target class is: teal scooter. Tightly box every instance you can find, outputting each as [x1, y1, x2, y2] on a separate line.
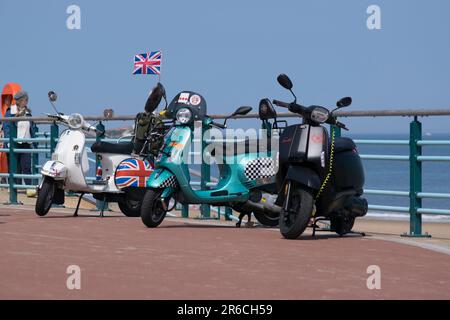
[140, 89, 280, 228]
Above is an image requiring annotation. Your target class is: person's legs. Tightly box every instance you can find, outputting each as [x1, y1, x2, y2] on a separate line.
[20, 145, 32, 186]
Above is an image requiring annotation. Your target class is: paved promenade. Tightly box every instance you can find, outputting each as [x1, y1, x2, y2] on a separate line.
[1, 200, 449, 299]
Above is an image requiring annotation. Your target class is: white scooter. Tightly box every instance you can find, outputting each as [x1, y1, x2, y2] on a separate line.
[35, 91, 143, 217]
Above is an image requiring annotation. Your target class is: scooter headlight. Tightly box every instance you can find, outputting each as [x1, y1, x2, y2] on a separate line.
[176, 108, 192, 124]
[68, 113, 84, 129]
[311, 107, 330, 124]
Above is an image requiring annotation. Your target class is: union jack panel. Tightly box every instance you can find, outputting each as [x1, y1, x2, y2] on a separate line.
[115, 158, 153, 189]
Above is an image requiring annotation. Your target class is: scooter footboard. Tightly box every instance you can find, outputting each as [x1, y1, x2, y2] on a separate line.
[147, 169, 178, 189]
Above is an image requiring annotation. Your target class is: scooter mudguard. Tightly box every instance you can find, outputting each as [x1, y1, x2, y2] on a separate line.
[285, 166, 321, 190]
[275, 166, 320, 206]
[40, 160, 67, 181]
[146, 168, 178, 189]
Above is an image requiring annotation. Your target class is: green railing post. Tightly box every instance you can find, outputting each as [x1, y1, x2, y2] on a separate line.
[50, 122, 59, 153]
[403, 117, 430, 237]
[331, 124, 342, 138]
[6, 121, 19, 205]
[94, 121, 110, 211]
[200, 122, 211, 219]
[224, 207, 233, 221]
[181, 204, 189, 218]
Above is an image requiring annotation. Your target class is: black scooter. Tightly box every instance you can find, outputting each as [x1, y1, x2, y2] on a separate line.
[270, 74, 368, 239]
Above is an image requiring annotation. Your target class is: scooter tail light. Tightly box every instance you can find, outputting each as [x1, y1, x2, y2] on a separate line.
[96, 167, 103, 180]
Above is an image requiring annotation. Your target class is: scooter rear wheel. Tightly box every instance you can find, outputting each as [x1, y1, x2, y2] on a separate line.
[35, 177, 55, 216]
[141, 189, 167, 228]
[118, 198, 141, 217]
[279, 187, 314, 239]
[253, 212, 279, 227]
[330, 216, 355, 236]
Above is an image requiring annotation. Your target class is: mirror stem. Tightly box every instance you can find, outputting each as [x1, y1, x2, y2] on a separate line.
[290, 89, 297, 103]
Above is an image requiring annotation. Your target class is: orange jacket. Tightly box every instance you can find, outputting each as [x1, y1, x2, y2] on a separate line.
[1, 83, 22, 117]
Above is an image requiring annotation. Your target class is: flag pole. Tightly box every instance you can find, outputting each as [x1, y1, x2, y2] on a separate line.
[158, 49, 162, 83]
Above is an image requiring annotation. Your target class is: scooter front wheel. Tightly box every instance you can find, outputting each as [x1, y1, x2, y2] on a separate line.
[140, 189, 167, 228]
[279, 186, 314, 239]
[35, 177, 55, 216]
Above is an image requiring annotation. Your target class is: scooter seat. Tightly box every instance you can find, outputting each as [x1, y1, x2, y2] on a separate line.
[211, 138, 272, 157]
[91, 141, 133, 155]
[334, 137, 356, 153]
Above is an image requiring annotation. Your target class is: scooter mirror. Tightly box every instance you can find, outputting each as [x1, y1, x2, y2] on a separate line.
[277, 74, 293, 90]
[259, 98, 277, 120]
[48, 91, 57, 102]
[231, 106, 252, 117]
[145, 82, 165, 113]
[336, 97, 352, 108]
[103, 108, 114, 119]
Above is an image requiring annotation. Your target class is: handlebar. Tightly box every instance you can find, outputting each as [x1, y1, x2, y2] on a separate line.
[210, 121, 227, 129]
[272, 99, 290, 108]
[272, 99, 349, 130]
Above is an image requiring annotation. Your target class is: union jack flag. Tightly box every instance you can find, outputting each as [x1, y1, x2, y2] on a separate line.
[132, 51, 161, 75]
[115, 158, 153, 188]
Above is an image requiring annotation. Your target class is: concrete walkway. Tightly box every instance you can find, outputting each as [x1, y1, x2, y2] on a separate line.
[1, 203, 449, 300]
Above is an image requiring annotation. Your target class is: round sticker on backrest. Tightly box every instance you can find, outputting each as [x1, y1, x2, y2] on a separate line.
[189, 94, 201, 106]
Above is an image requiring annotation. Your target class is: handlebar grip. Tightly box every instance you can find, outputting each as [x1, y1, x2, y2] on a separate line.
[335, 121, 349, 131]
[272, 100, 290, 108]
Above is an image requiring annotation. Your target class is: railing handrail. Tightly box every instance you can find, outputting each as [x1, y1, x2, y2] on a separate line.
[1, 108, 450, 123]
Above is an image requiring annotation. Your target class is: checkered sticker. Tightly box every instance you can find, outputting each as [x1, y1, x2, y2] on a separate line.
[244, 157, 276, 180]
[159, 175, 178, 188]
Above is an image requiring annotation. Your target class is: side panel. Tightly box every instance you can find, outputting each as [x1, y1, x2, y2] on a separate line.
[333, 150, 365, 192]
[114, 158, 154, 190]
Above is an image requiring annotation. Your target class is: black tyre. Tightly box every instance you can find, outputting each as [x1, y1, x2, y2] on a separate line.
[331, 216, 355, 236]
[35, 178, 55, 216]
[118, 198, 141, 217]
[253, 211, 279, 227]
[140, 189, 167, 228]
[279, 186, 314, 239]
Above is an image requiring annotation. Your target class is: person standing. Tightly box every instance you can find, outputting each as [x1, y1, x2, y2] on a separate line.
[13, 91, 34, 193]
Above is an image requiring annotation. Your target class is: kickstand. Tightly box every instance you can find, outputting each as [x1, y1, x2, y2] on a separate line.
[345, 231, 366, 237]
[311, 217, 328, 237]
[99, 198, 106, 218]
[74, 193, 84, 217]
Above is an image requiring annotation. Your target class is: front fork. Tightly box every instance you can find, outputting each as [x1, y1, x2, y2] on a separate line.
[283, 181, 292, 211]
[158, 187, 176, 211]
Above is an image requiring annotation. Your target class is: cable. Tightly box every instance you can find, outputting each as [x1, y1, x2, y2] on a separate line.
[314, 128, 336, 207]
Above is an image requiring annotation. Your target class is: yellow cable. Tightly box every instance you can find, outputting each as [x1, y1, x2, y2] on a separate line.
[314, 128, 336, 214]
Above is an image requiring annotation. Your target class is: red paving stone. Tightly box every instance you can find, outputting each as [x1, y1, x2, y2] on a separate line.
[1, 206, 450, 300]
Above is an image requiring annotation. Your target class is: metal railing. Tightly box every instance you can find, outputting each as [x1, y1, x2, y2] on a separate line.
[1, 108, 449, 236]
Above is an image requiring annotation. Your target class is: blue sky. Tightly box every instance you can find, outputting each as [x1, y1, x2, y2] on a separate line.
[1, 0, 449, 134]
